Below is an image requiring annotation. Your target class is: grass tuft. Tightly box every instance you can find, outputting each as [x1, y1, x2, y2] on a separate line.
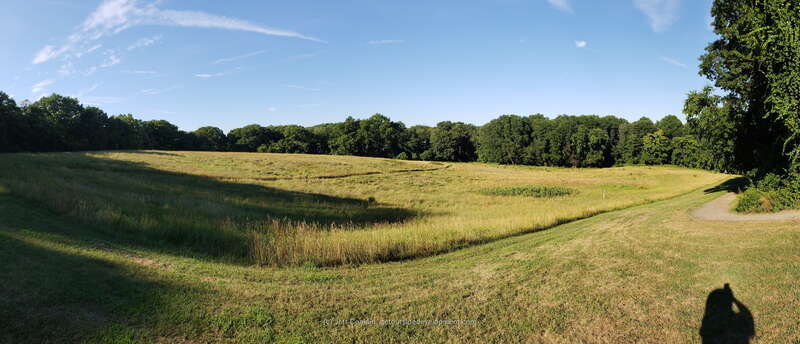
[479, 185, 575, 198]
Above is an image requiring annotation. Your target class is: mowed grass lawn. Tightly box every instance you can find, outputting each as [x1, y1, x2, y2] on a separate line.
[2, 170, 799, 342]
[0, 151, 726, 266]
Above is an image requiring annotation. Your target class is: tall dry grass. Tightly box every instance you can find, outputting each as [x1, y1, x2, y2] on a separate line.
[0, 151, 729, 266]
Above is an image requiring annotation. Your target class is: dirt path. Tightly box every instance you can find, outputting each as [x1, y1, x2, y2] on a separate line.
[691, 192, 800, 221]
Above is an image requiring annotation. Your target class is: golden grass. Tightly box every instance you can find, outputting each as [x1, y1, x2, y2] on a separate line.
[0, 150, 728, 266]
[3, 175, 800, 342]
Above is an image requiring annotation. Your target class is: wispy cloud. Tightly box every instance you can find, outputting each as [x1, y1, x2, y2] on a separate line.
[634, 0, 680, 32]
[140, 86, 177, 95]
[660, 56, 687, 68]
[575, 40, 587, 48]
[213, 50, 267, 64]
[368, 39, 404, 45]
[74, 83, 100, 98]
[58, 61, 76, 76]
[547, 0, 573, 13]
[127, 35, 162, 51]
[287, 85, 320, 92]
[86, 44, 103, 53]
[195, 72, 226, 78]
[84, 52, 121, 75]
[33, 45, 70, 64]
[74, 44, 103, 58]
[32, 0, 323, 64]
[32, 79, 55, 93]
[267, 106, 277, 112]
[123, 70, 157, 74]
[101, 54, 121, 68]
[195, 66, 241, 78]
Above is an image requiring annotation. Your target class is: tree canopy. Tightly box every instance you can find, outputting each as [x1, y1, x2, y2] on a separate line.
[696, 0, 800, 176]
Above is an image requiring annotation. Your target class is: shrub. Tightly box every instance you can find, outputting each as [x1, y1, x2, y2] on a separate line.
[736, 173, 800, 213]
[735, 188, 765, 213]
[756, 173, 783, 192]
[480, 185, 575, 198]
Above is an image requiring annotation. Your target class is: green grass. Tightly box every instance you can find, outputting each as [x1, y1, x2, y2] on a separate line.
[0, 151, 727, 266]
[479, 185, 575, 197]
[2, 173, 800, 342]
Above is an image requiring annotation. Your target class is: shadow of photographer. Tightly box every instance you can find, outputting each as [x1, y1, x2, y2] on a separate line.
[699, 283, 755, 343]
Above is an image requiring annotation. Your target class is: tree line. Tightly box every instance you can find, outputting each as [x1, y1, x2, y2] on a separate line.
[1, 91, 725, 170]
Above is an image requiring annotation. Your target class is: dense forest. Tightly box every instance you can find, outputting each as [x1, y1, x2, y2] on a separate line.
[0, 91, 720, 170]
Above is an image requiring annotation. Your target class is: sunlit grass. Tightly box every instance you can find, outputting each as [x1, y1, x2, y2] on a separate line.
[0, 151, 728, 266]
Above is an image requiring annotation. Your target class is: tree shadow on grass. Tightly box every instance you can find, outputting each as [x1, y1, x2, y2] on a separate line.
[704, 177, 750, 194]
[118, 150, 185, 157]
[0, 227, 193, 343]
[699, 283, 755, 344]
[0, 195, 282, 343]
[0, 153, 423, 262]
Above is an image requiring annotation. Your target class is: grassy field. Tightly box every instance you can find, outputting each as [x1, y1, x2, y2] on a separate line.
[0, 151, 726, 266]
[1, 153, 799, 342]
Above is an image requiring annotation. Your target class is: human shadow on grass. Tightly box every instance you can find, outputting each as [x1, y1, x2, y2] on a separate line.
[699, 283, 755, 344]
[0, 153, 423, 262]
[704, 177, 750, 194]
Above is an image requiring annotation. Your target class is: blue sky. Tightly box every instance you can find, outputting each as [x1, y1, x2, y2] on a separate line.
[1, 0, 715, 131]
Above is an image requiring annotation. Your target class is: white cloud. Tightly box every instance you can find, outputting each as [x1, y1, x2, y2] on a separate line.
[547, 0, 573, 13]
[123, 70, 157, 74]
[575, 40, 587, 48]
[213, 50, 267, 64]
[195, 66, 241, 78]
[287, 85, 320, 92]
[31, 79, 55, 93]
[31, 0, 323, 64]
[74, 44, 104, 58]
[267, 106, 277, 112]
[634, 0, 680, 32]
[75, 83, 100, 97]
[368, 39, 404, 45]
[58, 61, 76, 76]
[127, 35, 161, 51]
[140, 86, 176, 95]
[33, 45, 70, 64]
[660, 56, 687, 68]
[195, 72, 226, 78]
[84, 52, 122, 75]
[101, 54, 121, 67]
[87, 44, 103, 53]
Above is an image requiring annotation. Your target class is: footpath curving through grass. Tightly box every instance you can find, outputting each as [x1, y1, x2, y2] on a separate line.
[0, 151, 728, 266]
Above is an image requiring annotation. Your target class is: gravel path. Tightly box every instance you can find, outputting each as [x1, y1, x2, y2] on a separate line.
[691, 192, 800, 221]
